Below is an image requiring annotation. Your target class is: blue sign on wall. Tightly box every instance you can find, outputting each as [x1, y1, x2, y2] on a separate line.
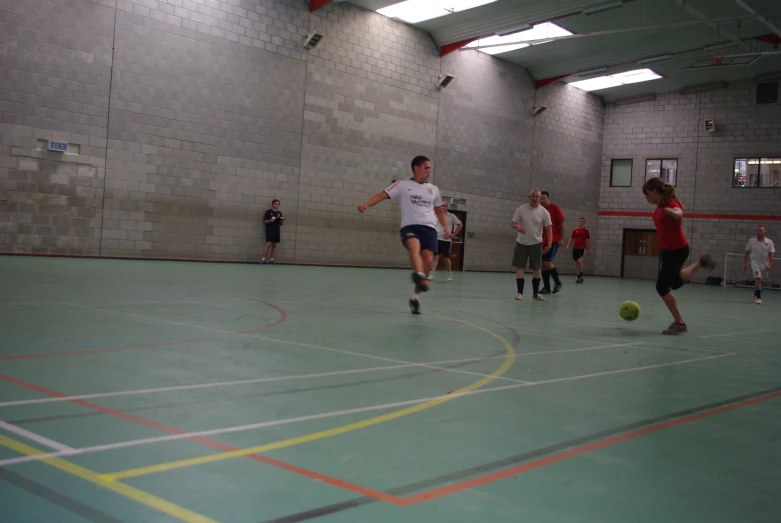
[48, 141, 68, 152]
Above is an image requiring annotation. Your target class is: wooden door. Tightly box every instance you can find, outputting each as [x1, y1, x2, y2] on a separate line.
[622, 229, 660, 280]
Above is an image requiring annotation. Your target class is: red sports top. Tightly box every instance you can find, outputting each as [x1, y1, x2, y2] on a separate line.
[544, 203, 565, 244]
[652, 200, 688, 250]
[570, 227, 591, 249]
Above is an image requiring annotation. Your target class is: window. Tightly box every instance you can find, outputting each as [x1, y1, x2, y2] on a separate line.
[645, 158, 677, 186]
[733, 158, 781, 188]
[610, 159, 633, 187]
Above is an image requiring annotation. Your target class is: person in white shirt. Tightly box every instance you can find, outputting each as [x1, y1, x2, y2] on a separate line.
[429, 201, 462, 281]
[358, 156, 452, 314]
[744, 225, 775, 304]
[511, 189, 552, 301]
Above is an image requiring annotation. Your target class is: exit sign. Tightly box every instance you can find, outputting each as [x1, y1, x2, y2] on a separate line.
[47, 140, 68, 152]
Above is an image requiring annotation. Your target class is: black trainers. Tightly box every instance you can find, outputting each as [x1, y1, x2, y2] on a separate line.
[539, 287, 551, 295]
[412, 272, 429, 292]
[409, 298, 421, 314]
[552, 284, 562, 294]
[699, 253, 716, 270]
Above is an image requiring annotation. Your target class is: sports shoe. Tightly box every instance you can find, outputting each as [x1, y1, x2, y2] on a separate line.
[552, 284, 562, 294]
[514, 293, 523, 300]
[447, 272, 453, 281]
[576, 276, 584, 283]
[409, 298, 421, 314]
[412, 272, 429, 292]
[662, 322, 688, 335]
[533, 294, 545, 301]
[539, 288, 551, 295]
[428, 272, 435, 280]
[699, 253, 716, 270]
[260, 259, 266, 264]
[755, 296, 762, 305]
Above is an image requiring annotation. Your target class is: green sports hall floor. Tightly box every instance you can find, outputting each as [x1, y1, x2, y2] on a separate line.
[1, 256, 779, 523]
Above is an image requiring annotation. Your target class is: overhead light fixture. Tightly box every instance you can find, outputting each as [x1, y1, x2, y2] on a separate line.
[531, 104, 548, 116]
[615, 93, 656, 105]
[680, 81, 728, 94]
[377, 0, 497, 24]
[637, 54, 672, 65]
[465, 22, 572, 55]
[582, 1, 624, 15]
[569, 68, 663, 92]
[575, 67, 608, 77]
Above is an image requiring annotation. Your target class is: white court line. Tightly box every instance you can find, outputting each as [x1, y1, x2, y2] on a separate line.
[0, 341, 642, 408]
[0, 419, 74, 452]
[700, 328, 780, 338]
[66, 302, 532, 385]
[0, 351, 735, 468]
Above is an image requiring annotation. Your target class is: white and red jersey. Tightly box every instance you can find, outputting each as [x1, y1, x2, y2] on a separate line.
[384, 179, 443, 229]
[570, 227, 591, 249]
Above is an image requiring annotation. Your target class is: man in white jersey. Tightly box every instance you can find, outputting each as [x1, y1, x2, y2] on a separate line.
[358, 156, 452, 314]
[511, 189, 552, 301]
[429, 201, 462, 281]
[744, 225, 775, 304]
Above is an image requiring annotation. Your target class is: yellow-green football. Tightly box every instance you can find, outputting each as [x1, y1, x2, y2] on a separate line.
[619, 301, 640, 321]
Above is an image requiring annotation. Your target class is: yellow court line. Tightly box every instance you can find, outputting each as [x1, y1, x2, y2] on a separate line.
[104, 314, 516, 481]
[0, 434, 220, 523]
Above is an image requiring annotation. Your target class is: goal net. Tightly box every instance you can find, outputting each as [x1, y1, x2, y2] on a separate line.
[723, 253, 781, 290]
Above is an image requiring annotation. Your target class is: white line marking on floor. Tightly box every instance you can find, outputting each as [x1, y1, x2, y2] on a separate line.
[0, 352, 735, 468]
[0, 419, 75, 452]
[700, 328, 780, 338]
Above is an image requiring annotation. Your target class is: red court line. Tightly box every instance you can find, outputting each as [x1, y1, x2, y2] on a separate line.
[0, 296, 287, 361]
[599, 211, 781, 220]
[0, 372, 403, 505]
[399, 389, 781, 506]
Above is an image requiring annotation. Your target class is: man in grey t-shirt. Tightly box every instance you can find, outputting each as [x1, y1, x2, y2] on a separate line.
[511, 189, 552, 301]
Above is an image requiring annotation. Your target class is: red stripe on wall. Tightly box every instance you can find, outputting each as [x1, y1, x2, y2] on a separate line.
[599, 211, 781, 221]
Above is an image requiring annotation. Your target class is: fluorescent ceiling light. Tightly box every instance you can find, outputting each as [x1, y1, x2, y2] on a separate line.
[465, 22, 573, 55]
[569, 68, 662, 91]
[377, 0, 497, 24]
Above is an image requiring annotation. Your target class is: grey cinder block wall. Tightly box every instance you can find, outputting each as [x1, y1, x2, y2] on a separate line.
[597, 82, 781, 278]
[0, 0, 602, 272]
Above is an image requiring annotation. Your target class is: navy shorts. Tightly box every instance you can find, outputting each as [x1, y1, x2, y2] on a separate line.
[400, 225, 437, 254]
[437, 240, 452, 257]
[572, 248, 585, 261]
[542, 243, 559, 262]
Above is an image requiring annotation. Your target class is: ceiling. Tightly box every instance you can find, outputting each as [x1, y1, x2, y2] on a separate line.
[340, 0, 781, 101]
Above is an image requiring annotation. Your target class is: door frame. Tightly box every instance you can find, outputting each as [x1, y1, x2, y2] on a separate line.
[621, 228, 659, 278]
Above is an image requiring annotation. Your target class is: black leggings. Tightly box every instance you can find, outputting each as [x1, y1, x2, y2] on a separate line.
[656, 245, 690, 297]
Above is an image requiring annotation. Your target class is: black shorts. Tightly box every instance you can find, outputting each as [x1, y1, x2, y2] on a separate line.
[400, 225, 437, 254]
[436, 240, 452, 256]
[542, 243, 559, 262]
[656, 244, 690, 296]
[265, 229, 280, 243]
[572, 248, 585, 261]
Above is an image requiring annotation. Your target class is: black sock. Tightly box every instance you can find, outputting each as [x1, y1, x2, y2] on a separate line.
[551, 267, 561, 285]
[532, 278, 541, 295]
[578, 272, 583, 277]
[516, 278, 525, 294]
[542, 270, 551, 290]
[758, 289, 762, 299]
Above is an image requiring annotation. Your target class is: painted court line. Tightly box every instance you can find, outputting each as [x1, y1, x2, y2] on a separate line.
[700, 328, 780, 338]
[0, 342, 641, 409]
[0, 419, 75, 452]
[0, 435, 219, 523]
[0, 351, 731, 472]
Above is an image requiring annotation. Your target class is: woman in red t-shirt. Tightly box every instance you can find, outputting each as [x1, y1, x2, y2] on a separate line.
[642, 178, 715, 334]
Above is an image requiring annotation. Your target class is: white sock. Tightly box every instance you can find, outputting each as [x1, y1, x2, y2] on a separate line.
[411, 293, 420, 301]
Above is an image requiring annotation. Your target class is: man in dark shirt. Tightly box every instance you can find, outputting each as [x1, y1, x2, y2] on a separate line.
[261, 199, 284, 264]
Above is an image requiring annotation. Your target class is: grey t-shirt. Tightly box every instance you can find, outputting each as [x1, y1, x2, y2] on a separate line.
[512, 203, 552, 245]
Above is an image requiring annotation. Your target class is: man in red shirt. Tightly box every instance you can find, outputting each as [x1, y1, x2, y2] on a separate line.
[642, 178, 715, 334]
[565, 217, 591, 283]
[540, 191, 565, 294]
